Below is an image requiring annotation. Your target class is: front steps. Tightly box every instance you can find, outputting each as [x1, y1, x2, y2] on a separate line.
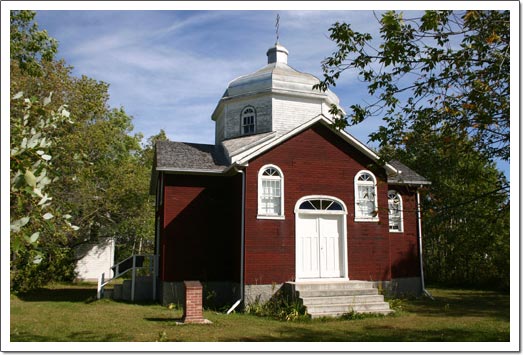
[289, 280, 393, 318]
[103, 276, 154, 302]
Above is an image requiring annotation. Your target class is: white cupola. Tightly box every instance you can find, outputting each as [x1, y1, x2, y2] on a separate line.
[267, 43, 289, 64]
[211, 43, 345, 145]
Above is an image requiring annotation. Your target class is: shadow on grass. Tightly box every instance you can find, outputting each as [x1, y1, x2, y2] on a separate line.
[16, 288, 96, 303]
[145, 317, 183, 323]
[404, 290, 510, 322]
[11, 330, 129, 342]
[16, 287, 160, 307]
[220, 323, 507, 342]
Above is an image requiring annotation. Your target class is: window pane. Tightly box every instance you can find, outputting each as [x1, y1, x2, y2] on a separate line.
[310, 200, 321, 209]
[260, 173, 282, 215]
[328, 202, 343, 211]
[299, 201, 315, 210]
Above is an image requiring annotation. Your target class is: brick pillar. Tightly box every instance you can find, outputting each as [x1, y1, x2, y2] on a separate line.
[182, 281, 205, 323]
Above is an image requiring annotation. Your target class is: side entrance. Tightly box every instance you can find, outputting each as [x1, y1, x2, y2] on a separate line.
[295, 196, 348, 280]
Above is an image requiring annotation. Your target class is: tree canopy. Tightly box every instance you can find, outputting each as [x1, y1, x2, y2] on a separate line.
[10, 11, 164, 291]
[382, 130, 509, 289]
[316, 10, 510, 289]
[315, 10, 510, 163]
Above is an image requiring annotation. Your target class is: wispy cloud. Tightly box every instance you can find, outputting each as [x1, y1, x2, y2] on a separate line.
[31, 9, 421, 147]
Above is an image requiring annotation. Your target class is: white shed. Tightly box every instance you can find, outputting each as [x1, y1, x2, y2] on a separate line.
[75, 238, 115, 281]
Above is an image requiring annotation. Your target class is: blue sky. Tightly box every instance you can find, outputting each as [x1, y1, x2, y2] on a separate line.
[1, 3, 518, 352]
[30, 5, 513, 179]
[34, 9, 389, 146]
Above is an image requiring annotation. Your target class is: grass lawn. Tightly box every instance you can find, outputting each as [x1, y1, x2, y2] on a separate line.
[10, 283, 509, 342]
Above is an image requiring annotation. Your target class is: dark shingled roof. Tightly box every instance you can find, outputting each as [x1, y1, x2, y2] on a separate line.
[155, 141, 230, 172]
[388, 160, 430, 185]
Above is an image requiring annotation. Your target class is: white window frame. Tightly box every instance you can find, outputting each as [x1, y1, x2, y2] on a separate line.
[241, 106, 256, 135]
[388, 190, 404, 233]
[257, 164, 285, 220]
[354, 170, 379, 222]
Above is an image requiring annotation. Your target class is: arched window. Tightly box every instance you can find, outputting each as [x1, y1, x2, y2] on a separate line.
[298, 198, 344, 212]
[354, 170, 379, 221]
[388, 190, 403, 232]
[258, 165, 284, 218]
[241, 106, 256, 135]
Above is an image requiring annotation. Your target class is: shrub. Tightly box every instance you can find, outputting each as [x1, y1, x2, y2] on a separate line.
[246, 291, 307, 321]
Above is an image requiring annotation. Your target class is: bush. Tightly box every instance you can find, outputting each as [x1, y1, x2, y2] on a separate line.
[246, 291, 307, 321]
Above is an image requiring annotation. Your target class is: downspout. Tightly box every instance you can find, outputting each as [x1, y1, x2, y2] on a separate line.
[416, 189, 434, 300]
[227, 166, 245, 314]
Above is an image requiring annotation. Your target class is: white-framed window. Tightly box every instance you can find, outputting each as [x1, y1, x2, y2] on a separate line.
[354, 170, 379, 221]
[241, 106, 256, 135]
[388, 190, 404, 232]
[258, 164, 284, 219]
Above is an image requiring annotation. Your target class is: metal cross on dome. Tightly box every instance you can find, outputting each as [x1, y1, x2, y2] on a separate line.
[275, 13, 280, 43]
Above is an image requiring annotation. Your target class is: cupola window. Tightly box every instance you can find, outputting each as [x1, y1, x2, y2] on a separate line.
[241, 106, 256, 135]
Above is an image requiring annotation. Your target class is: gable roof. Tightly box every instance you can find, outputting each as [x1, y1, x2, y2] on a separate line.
[229, 114, 399, 175]
[221, 131, 276, 158]
[155, 141, 229, 173]
[388, 160, 431, 186]
[150, 115, 430, 194]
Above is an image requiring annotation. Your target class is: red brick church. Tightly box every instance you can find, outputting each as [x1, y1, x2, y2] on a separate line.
[150, 43, 430, 315]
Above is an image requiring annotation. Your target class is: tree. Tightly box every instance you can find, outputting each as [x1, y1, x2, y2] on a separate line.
[113, 129, 168, 261]
[10, 92, 80, 292]
[10, 10, 58, 77]
[316, 10, 510, 162]
[9, 11, 81, 291]
[10, 11, 158, 291]
[383, 129, 509, 289]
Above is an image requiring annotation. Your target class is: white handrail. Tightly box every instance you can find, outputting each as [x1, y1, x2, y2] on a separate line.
[97, 254, 156, 300]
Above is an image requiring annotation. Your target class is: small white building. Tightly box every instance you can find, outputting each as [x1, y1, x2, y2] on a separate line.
[75, 238, 115, 281]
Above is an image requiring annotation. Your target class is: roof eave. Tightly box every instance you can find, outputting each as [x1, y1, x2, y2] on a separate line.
[388, 180, 432, 186]
[232, 115, 397, 174]
[156, 167, 228, 175]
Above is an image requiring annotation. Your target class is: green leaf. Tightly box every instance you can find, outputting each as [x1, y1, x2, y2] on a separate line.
[33, 253, 43, 265]
[43, 92, 53, 106]
[24, 170, 37, 188]
[29, 232, 40, 243]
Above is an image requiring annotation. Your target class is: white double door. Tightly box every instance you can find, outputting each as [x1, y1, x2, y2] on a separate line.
[296, 214, 344, 279]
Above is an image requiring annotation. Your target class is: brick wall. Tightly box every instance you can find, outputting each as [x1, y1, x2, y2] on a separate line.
[182, 281, 204, 323]
[243, 123, 395, 284]
[389, 185, 421, 278]
[160, 174, 241, 282]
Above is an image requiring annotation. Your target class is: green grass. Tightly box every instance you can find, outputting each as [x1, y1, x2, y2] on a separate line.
[10, 283, 509, 342]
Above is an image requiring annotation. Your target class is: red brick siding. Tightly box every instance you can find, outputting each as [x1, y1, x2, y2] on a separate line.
[244, 124, 393, 284]
[389, 185, 421, 278]
[160, 174, 241, 282]
[183, 281, 204, 322]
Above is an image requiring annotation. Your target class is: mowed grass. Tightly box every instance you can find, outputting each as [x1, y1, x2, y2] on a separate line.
[10, 283, 509, 342]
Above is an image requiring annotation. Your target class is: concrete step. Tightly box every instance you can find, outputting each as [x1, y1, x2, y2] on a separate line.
[121, 276, 154, 301]
[309, 308, 394, 319]
[288, 280, 392, 318]
[298, 287, 378, 298]
[112, 284, 123, 300]
[103, 288, 114, 299]
[306, 302, 392, 315]
[301, 294, 385, 306]
[294, 281, 377, 291]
